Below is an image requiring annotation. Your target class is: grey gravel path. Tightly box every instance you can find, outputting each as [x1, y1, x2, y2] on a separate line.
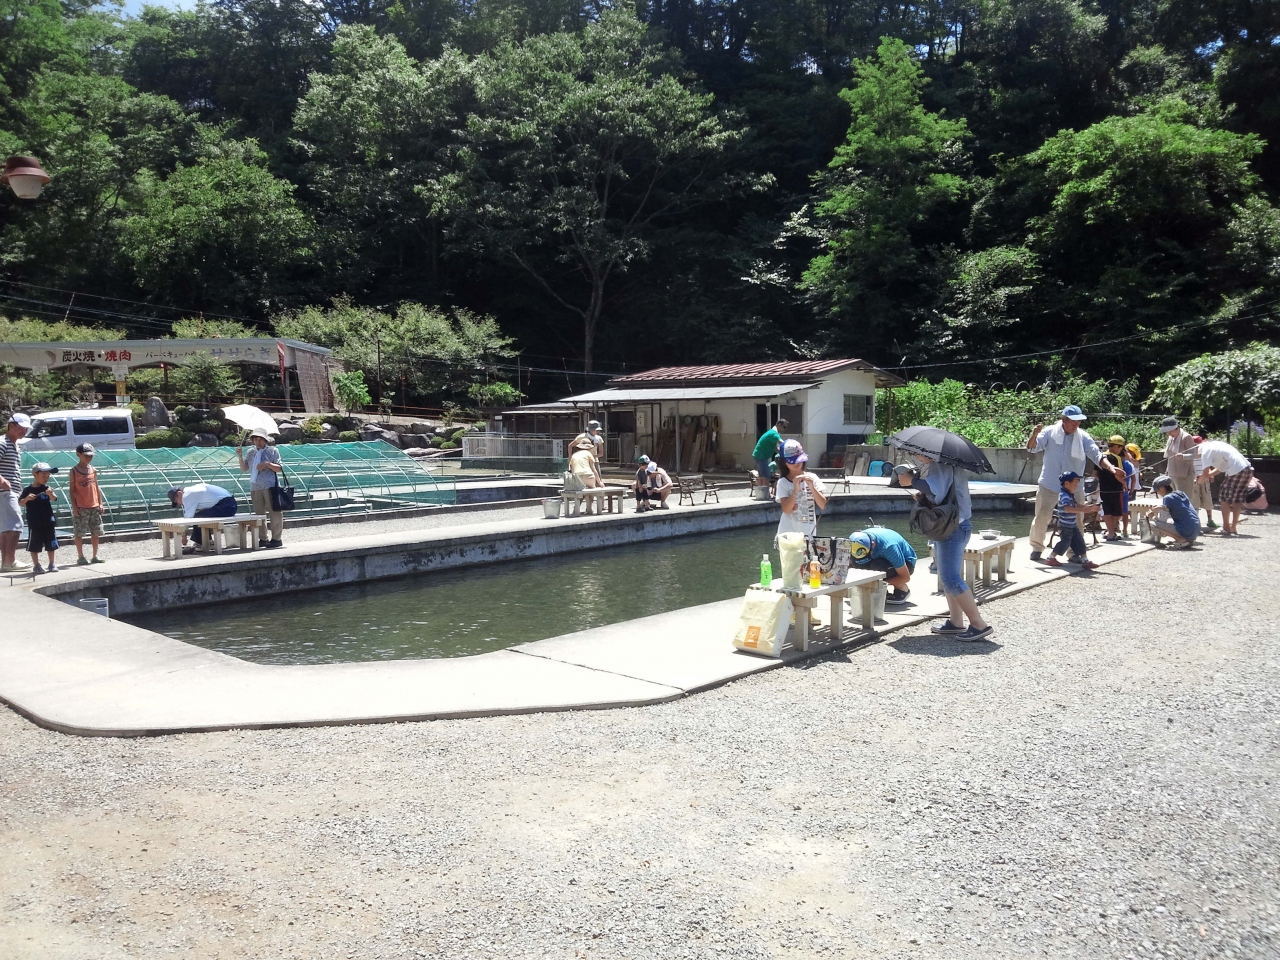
[3, 513, 1278, 960]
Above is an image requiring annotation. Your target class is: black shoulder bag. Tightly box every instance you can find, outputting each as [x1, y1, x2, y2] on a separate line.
[270, 462, 296, 511]
[909, 472, 960, 540]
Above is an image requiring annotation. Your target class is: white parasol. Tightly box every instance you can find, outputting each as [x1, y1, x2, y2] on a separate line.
[222, 404, 280, 435]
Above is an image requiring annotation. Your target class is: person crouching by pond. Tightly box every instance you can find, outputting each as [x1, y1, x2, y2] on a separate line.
[238, 428, 284, 548]
[1150, 474, 1200, 548]
[908, 453, 993, 642]
[168, 483, 237, 554]
[774, 440, 827, 539]
[633, 455, 672, 512]
[849, 527, 916, 606]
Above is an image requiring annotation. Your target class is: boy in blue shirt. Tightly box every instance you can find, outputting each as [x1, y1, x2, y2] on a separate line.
[1150, 474, 1200, 548]
[1044, 471, 1101, 570]
[849, 527, 917, 605]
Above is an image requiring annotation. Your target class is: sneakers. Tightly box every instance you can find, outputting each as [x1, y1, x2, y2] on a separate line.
[1169, 540, 1194, 550]
[9, 557, 31, 570]
[1206, 519, 1219, 530]
[885, 587, 911, 606]
[264, 539, 283, 549]
[77, 556, 90, 566]
[930, 620, 967, 635]
[47, 563, 59, 573]
[31, 563, 45, 575]
[181, 545, 198, 555]
[1042, 556, 1062, 567]
[1080, 560, 1100, 570]
[956, 624, 994, 642]
[1028, 551, 1042, 562]
[90, 556, 105, 564]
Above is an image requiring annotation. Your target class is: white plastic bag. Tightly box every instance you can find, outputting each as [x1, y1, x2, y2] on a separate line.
[732, 590, 793, 657]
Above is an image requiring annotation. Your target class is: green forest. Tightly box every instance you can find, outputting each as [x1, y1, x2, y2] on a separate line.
[2, 0, 1279, 402]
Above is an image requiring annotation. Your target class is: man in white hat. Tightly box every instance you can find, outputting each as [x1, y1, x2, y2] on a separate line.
[237, 427, 285, 547]
[1025, 405, 1120, 561]
[0, 413, 33, 572]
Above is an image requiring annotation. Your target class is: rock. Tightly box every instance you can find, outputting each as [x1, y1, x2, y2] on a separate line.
[432, 425, 453, 438]
[360, 424, 401, 446]
[401, 433, 432, 449]
[403, 447, 433, 458]
[277, 423, 304, 442]
[142, 396, 170, 427]
[410, 421, 437, 434]
[186, 433, 219, 447]
[320, 422, 340, 441]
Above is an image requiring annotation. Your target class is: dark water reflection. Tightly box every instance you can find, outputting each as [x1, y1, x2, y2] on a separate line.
[124, 511, 1030, 665]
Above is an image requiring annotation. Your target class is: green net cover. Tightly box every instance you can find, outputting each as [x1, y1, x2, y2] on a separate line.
[20, 442, 455, 534]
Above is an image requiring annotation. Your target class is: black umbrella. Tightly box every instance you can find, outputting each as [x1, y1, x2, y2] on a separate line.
[888, 425, 995, 474]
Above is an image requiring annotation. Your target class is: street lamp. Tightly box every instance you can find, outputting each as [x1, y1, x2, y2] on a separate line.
[1, 156, 52, 200]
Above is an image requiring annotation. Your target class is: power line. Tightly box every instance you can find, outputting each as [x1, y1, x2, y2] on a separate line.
[0, 278, 260, 324]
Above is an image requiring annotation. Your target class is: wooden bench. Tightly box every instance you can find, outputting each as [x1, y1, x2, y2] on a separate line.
[155, 514, 269, 559]
[756, 569, 886, 653]
[929, 534, 1017, 592]
[676, 474, 720, 506]
[560, 486, 627, 517]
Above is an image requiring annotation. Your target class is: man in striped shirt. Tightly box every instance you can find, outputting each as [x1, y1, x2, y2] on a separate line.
[0, 413, 33, 572]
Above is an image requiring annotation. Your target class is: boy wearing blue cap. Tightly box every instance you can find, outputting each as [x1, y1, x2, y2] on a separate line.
[18, 462, 60, 574]
[1044, 471, 1101, 569]
[848, 527, 916, 605]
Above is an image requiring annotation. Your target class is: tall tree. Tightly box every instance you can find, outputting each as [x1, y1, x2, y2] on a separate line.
[438, 9, 758, 371]
[803, 36, 971, 361]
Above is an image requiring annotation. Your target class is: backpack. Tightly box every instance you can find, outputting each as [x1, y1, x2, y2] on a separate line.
[909, 475, 960, 540]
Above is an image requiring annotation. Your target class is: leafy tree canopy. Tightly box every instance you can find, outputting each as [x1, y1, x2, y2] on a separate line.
[1148, 343, 1280, 422]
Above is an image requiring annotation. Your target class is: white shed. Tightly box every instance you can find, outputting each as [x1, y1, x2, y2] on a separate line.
[546, 359, 904, 470]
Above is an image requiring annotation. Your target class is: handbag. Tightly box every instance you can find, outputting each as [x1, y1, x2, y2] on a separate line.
[269, 464, 296, 511]
[909, 475, 960, 540]
[805, 536, 853, 585]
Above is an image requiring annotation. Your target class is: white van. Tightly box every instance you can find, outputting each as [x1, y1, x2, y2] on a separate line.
[19, 409, 137, 452]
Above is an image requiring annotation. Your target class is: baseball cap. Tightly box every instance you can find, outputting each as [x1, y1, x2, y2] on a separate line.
[1061, 405, 1087, 421]
[32, 462, 58, 474]
[637, 454, 650, 465]
[646, 461, 657, 473]
[848, 531, 872, 560]
[1108, 434, 1125, 445]
[1059, 470, 1082, 484]
[781, 439, 807, 464]
[7, 412, 31, 429]
[76, 442, 96, 455]
[1159, 417, 1179, 434]
[1192, 435, 1204, 444]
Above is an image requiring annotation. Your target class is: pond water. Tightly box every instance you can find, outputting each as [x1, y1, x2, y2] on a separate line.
[124, 511, 1031, 665]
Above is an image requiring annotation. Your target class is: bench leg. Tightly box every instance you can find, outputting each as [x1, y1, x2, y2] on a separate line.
[859, 584, 876, 631]
[828, 592, 843, 643]
[997, 546, 1011, 582]
[982, 552, 993, 587]
[161, 531, 172, 560]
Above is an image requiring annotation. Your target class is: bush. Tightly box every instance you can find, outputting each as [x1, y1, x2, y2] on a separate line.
[439, 440, 458, 450]
[194, 418, 224, 435]
[302, 416, 325, 438]
[450, 427, 467, 442]
[337, 430, 360, 442]
[221, 435, 241, 446]
[136, 428, 193, 449]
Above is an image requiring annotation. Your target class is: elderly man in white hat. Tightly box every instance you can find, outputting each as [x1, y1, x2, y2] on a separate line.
[237, 426, 285, 548]
[1025, 405, 1121, 561]
[0, 413, 33, 572]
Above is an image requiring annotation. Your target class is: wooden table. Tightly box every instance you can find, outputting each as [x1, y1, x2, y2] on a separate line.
[154, 514, 269, 559]
[753, 570, 886, 652]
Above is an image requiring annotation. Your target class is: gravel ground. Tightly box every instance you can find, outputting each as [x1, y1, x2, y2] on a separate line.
[3, 513, 1278, 960]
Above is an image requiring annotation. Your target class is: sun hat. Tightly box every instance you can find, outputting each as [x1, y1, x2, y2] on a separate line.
[7, 412, 31, 429]
[250, 427, 273, 441]
[781, 439, 807, 464]
[1059, 470, 1082, 484]
[1108, 434, 1125, 445]
[76, 442, 95, 455]
[1061, 405, 1087, 421]
[586, 420, 602, 432]
[1160, 417, 1180, 434]
[31, 462, 57, 474]
[1126, 443, 1141, 459]
[1152, 474, 1173, 492]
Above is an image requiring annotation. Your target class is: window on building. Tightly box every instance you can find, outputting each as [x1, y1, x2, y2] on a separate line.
[843, 394, 873, 424]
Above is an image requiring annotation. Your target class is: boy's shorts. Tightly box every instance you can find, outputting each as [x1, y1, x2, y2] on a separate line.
[73, 507, 104, 538]
[27, 522, 58, 554]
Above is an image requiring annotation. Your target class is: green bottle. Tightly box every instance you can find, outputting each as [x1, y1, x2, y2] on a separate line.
[760, 553, 772, 587]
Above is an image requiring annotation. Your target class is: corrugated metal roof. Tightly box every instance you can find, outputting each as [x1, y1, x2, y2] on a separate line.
[555, 384, 822, 404]
[608, 359, 904, 387]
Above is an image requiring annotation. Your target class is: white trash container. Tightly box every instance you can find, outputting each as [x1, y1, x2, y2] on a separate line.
[79, 598, 110, 617]
[543, 498, 562, 519]
[871, 582, 887, 623]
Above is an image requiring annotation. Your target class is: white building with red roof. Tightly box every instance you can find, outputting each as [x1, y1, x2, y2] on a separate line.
[500, 359, 904, 471]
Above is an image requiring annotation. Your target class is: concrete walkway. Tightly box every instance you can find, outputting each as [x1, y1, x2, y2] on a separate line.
[0, 502, 1151, 735]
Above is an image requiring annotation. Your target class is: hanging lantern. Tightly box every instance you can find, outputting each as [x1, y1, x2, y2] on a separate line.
[1, 155, 52, 200]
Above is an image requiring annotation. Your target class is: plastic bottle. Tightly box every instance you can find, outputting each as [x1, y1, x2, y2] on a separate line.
[809, 559, 822, 589]
[759, 554, 772, 588]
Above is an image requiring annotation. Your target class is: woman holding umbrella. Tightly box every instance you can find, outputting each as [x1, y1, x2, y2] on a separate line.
[890, 426, 994, 643]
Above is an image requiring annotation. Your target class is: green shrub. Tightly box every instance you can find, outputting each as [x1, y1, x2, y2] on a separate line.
[337, 430, 360, 442]
[439, 440, 458, 450]
[194, 418, 223, 435]
[302, 416, 325, 438]
[221, 435, 241, 446]
[450, 427, 467, 441]
[136, 428, 193, 449]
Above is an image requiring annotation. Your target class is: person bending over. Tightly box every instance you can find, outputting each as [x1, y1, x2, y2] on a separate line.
[848, 527, 916, 606]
